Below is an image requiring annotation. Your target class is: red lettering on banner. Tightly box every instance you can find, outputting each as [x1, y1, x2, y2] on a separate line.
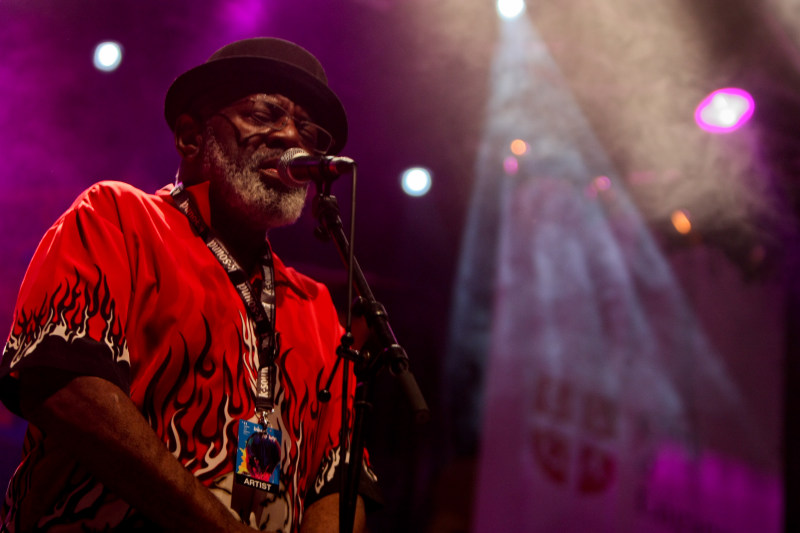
[531, 374, 618, 494]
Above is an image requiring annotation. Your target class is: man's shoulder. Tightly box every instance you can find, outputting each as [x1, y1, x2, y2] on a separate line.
[77, 180, 157, 201]
[69, 180, 169, 215]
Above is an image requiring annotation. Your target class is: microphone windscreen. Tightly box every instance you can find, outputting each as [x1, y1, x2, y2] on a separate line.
[277, 148, 311, 186]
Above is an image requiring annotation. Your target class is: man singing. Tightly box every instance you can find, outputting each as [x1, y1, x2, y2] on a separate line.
[0, 37, 379, 532]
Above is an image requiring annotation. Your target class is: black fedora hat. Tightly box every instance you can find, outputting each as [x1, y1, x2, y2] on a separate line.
[164, 37, 348, 154]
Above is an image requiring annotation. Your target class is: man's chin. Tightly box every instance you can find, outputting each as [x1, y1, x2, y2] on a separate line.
[243, 195, 306, 230]
[212, 171, 307, 229]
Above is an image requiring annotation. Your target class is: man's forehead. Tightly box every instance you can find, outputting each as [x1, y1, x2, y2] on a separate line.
[231, 93, 312, 117]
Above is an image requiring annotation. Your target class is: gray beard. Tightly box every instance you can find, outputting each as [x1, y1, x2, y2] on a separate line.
[201, 129, 308, 230]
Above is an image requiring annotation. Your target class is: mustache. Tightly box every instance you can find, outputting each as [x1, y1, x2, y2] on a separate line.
[247, 148, 282, 168]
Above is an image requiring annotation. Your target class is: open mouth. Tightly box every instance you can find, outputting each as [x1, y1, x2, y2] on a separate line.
[258, 157, 280, 179]
[259, 167, 279, 178]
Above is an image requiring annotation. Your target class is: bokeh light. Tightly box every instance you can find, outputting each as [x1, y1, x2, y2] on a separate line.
[510, 139, 528, 155]
[503, 156, 519, 175]
[497, 0, 526, 20]
[401, 167, 432, 197]
[593, 175, 611, 191]
[93, 41, 123, 72]
[671, 209, 692, 234]
[694, 88, 754, 133]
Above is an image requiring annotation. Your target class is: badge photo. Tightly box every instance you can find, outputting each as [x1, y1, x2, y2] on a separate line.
[235, 419, 282, 493]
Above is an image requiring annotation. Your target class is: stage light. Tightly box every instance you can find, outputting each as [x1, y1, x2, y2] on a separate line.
[401, 167, 432, 197]
[503, 156, 519, 175]
[497, 0, 525, 20]
[671, 209, 692, 234]
[593, 175, 611, 191]
[93, 41, 122, 72]
[510, 139, 528, 155]
[694, 88, 754, 133]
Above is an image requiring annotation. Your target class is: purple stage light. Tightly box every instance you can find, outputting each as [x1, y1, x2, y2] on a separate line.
[503, 156, 519, 175]
[694, 88, 754, 134]
[593, 175, 611, 191]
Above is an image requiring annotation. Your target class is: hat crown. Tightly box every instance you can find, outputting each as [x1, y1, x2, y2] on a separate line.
[206, 38, 328, 86]
[165, 37, 348, 153]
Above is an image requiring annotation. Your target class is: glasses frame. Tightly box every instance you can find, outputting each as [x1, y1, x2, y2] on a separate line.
[213, 97, 334, 155]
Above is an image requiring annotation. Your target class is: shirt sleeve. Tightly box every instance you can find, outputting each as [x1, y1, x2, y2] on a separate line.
[0, 182, 134, 416]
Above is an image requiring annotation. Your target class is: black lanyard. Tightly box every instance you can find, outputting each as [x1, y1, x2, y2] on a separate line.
[170, 183, 278, 415]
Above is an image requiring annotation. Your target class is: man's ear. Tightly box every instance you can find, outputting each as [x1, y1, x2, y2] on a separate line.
[174, 113, 204, 161]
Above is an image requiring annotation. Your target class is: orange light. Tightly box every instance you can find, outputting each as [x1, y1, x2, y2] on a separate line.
[510, 139, 528, 156]
[671, 210, 692, 234]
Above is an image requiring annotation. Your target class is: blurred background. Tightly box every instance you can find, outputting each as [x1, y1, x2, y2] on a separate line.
[2, 0, 799, 531]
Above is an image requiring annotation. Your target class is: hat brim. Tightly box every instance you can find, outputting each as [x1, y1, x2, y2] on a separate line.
[165, 56, 348, 154]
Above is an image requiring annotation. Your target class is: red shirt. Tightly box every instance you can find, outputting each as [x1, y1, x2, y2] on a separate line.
[0, 181, 377, 531]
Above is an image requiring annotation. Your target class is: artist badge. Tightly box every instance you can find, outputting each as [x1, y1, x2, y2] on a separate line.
[234, 419, 282, 493]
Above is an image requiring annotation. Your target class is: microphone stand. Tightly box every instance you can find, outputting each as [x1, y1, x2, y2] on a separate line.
[310, 174, 430, 533]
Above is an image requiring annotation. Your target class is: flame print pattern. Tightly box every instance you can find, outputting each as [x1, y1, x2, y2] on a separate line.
[4, 265, 130, 372]
[0, 181, 377, 532]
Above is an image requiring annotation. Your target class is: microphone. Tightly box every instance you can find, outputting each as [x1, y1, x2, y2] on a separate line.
[277, 148, 355, 187]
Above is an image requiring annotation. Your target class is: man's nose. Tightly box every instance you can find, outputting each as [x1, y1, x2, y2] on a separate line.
[264, 117, 305, 151]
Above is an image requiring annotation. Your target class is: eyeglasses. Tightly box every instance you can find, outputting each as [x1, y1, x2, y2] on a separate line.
[218, 98, 334, 155]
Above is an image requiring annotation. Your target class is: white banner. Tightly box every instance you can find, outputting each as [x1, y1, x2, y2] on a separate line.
[472, 177, 782, 533]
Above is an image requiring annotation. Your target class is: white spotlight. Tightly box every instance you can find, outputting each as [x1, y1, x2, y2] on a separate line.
[694, 88, 754, 133]
[94, 41, 123, 72]
[497, 0, 526, 19]
[401, 167, 432, 197]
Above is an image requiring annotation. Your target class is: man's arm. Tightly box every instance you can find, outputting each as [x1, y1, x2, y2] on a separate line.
[19, 369, 258, 532]
[301, 493, 366, 533]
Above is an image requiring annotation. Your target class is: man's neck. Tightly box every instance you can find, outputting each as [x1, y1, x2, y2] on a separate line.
[176, 171, 271, 275]
[208, 197, 270, 276]
[220, 224, 267, 275]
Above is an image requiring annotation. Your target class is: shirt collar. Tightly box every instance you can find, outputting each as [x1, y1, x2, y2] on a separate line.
[271, 251, 316, 300]
[160, 181, 314, 299]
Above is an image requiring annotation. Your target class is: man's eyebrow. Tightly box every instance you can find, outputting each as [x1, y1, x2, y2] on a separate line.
[239, 94, 313, 121]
